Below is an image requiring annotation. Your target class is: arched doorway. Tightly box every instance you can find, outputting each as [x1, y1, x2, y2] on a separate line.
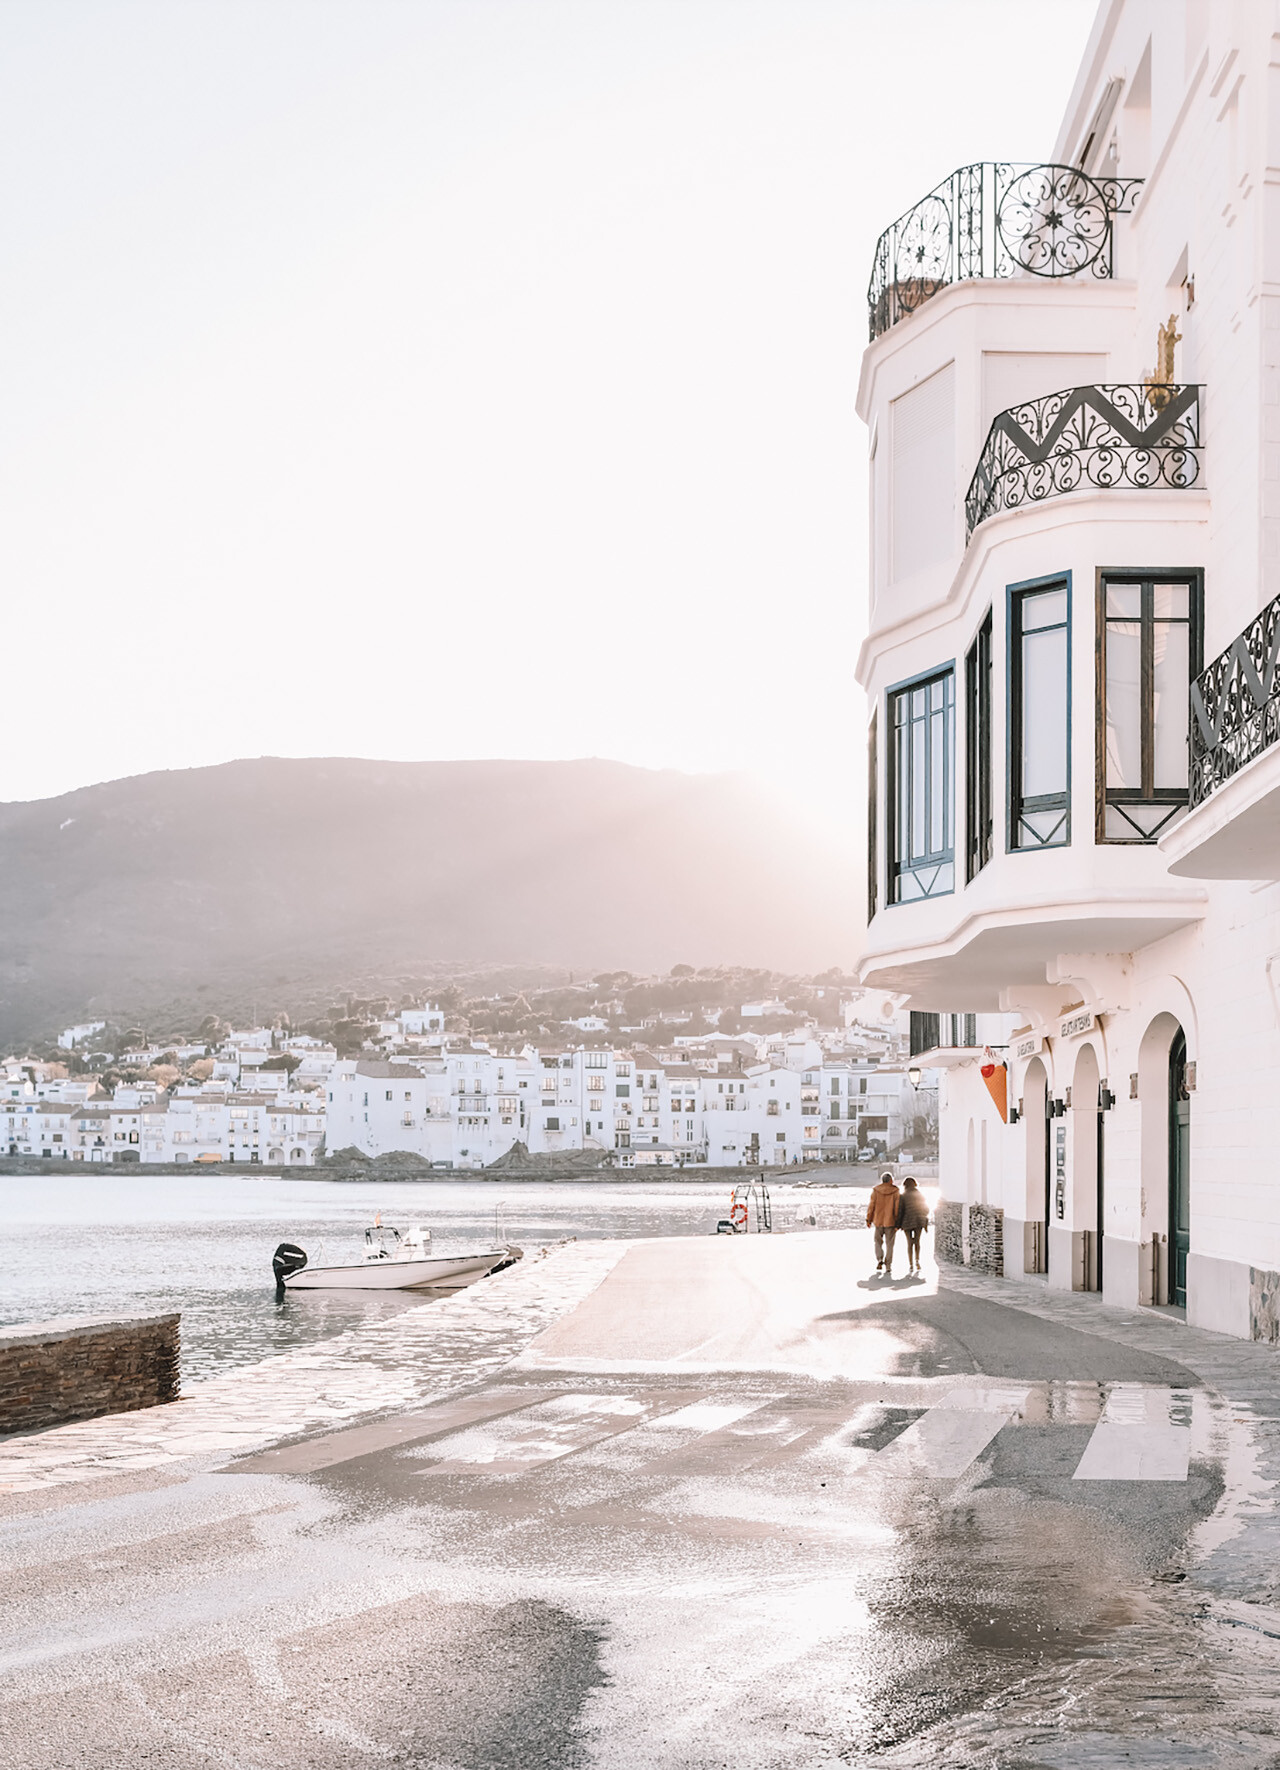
[1169, 1029, 1191, 1308]
[1138, 1011, 1189, 1307]
[1072, 1043, 1102, 1292]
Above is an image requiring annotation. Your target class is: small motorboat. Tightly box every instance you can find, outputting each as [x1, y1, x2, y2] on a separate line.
[272, 1221, 521, 1292]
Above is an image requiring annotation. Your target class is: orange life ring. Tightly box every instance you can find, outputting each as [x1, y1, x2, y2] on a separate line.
[730, 1199, 749, 1232]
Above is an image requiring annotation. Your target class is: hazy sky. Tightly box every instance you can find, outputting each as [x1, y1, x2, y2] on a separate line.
[1, 0, 1097, 811]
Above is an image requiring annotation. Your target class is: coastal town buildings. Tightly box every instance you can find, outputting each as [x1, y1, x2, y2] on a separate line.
[0, 1037, 925, 1171]
[323, 1046, 917, 1170]
[1, 976, 930, 1171]
[857, 0, 1280, 1337]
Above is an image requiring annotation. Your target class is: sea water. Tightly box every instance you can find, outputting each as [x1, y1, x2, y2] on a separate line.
[0, 1173, 870, 1383]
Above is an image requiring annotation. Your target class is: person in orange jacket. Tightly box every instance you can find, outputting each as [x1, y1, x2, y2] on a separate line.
[866, 1171, 901, 1276]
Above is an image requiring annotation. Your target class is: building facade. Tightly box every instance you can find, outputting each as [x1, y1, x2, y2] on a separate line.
[857, 0, 1280, 1337]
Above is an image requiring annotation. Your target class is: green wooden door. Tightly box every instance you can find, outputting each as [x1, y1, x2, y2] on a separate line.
[1169, 1031, 1190, 1308]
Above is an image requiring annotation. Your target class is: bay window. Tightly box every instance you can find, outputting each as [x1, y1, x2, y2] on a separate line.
[1096, 571, 1202, 842]
[1009, 577, 1070, 851]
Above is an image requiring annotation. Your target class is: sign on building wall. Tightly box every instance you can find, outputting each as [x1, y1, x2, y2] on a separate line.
[1012, 1032, 1043, 1061]
[1054, 1122, 1067, 1220]
[1058, 1007, 1095, 1040]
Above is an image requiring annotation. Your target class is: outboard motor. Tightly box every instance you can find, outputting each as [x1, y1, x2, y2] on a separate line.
[272, 1242, 308, 1289]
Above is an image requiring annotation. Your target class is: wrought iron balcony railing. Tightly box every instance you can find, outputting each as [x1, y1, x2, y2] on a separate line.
[1190, 591, 1280, 808]
[964, 383, 1201, 537]
[867, 162, 1143, 342]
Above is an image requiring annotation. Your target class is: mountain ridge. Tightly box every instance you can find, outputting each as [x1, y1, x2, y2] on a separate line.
[0, 756, 856, 1043]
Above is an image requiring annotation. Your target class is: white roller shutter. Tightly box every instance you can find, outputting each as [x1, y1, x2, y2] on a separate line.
[891, 363, 955, 583]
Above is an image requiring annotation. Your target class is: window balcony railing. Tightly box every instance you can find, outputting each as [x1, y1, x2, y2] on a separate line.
[1190, 590, 1280, 807]
[965, 383, 1202, 537]
[867, 162, 1143, 341]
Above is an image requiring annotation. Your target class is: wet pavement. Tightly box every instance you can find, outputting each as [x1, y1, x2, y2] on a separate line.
[4, 1233, 1280, 1767]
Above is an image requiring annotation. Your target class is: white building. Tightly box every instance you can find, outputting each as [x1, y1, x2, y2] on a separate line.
[855, 0, 1280, 1336]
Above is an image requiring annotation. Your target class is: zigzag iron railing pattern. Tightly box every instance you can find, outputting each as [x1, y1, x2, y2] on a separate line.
[867, 162, 1144, 341]
[964, 383, 1202, 536]
[1190, 593, 1280, 808]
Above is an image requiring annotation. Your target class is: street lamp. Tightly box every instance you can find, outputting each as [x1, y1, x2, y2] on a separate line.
[908, 1065, 922, 1090]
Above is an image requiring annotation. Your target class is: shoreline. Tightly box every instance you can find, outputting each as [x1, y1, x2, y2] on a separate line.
[0, 1158, 893, 1185]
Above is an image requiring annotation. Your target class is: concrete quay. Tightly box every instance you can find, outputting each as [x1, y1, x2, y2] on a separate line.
[4, 1230, 1280, 1766]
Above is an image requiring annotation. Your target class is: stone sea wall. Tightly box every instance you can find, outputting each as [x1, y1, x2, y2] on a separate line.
[0, 1313, 180, 1436]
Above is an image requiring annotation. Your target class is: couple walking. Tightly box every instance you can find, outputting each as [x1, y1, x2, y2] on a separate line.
[865, 1172, 928, 1277]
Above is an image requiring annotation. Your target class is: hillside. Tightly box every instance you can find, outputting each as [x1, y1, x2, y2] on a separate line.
[0, 757, 857, 1044]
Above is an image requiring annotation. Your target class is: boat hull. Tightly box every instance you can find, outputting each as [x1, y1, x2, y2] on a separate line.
[282, 1250, 509, 1292]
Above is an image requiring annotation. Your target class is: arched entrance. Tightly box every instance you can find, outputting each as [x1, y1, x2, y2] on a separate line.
[1169, 1029, 1191, 1308]
[1072, 1043, 1102, 1292]
[1138, 1011, 1190, 1307]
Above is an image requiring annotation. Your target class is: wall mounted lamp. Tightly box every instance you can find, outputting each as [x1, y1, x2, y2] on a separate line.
[1099, 1085, 1117, 1111]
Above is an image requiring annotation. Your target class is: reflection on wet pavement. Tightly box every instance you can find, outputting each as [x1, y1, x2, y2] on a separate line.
[4, 1235, 1280, 1767]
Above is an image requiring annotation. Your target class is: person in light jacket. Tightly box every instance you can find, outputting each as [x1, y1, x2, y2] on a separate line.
[897, 1176, 929, 1275]
[866, 1172, 901, 1276]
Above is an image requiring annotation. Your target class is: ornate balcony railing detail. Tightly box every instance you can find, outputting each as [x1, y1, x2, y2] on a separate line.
[964, 383, 1201, 537]
[867, 162, 1144, 341]
[1190, 592, 1280, 808]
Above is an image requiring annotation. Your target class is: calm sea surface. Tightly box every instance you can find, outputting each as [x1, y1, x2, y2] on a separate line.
[0, 1173, 871, 1384]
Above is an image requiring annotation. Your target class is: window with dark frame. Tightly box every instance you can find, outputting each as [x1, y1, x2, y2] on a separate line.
[889, 666, 955, 902]
[965, 610, 993, 880]
[867, 710, 878, 922]
[1009, 578, 1071, 851]
[1096, 570, 1202, 843]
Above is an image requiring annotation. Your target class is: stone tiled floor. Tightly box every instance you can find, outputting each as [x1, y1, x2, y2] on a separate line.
[0, 1240, 630, 1494]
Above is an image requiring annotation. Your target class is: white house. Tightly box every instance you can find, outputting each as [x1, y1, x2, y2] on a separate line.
[855, 0, 1280, 1336]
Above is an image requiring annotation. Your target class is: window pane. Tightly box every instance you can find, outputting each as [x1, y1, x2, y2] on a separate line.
[912, 710, 927, 857]
[1105, 620, 1142, 788]
[1153, 621, 1190, 788]
[1106, 584, 1141, 619]
[1152, 582, 1189, 620]
[930, 701, 945, 851]
[1021, 588, 1067, 632]
[1021, 626, 1068, 796]
[897, 721, 909, 855]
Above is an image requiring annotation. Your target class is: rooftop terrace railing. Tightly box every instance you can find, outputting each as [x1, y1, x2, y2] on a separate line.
[1190, 591, 1280, 808]
[964, 383, 1202, 537]
[867, 162, 1143, 342]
